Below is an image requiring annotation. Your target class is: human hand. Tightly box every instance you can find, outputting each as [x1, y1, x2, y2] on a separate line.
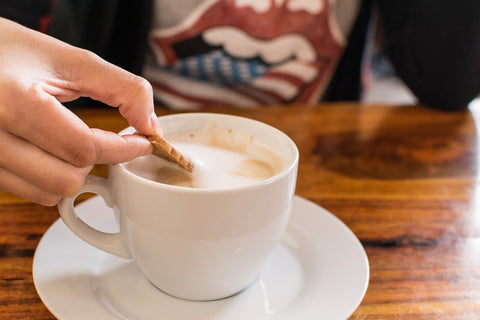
[0, 18, 161, 206]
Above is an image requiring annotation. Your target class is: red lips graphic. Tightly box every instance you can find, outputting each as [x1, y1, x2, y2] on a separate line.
[145, 0, 344, 108]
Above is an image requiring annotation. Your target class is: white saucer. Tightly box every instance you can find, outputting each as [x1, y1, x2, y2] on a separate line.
[33, 196, 369, 320]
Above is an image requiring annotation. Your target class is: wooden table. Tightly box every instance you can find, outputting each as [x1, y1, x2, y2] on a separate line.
[1, 103, 480, 319]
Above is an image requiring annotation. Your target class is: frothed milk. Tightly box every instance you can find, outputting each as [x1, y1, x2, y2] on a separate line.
[125, 121, 285, 188]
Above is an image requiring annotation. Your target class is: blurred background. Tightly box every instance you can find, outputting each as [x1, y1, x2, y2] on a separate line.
[363, 31, 479, 109]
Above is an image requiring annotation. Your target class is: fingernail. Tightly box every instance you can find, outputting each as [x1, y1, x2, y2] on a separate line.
[150, 113, 162, 136]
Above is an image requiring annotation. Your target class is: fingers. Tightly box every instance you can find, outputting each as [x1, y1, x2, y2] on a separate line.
[81, 129, 154, 165]
[0, 97, 151, 206]
[3, 83, 152, 167]
[0, 18, 161, 136]
[0, 130, 92, 205]
[55, 49, 162, 136]
[0, 130, 150, 206]
[0, 129, 150, 205]
[0, 168, 60, 206]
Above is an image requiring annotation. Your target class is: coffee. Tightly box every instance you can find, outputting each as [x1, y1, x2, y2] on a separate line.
[59, 113, 299, 301]
[125, 121, 285, 188]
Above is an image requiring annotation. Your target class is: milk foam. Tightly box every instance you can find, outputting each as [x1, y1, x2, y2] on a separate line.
[124, 121, 285, 189]
[178, 142, 276, 188]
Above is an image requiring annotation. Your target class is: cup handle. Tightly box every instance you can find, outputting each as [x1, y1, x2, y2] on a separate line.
[58, 175, 132, 259]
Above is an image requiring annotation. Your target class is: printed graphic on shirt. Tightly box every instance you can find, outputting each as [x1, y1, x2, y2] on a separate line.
[145, 0, 345, 108]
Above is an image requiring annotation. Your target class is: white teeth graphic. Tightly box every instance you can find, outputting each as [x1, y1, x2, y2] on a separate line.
[203, 26, 315, 64]
[235, 0, 324, 14]
[288, 0, 323, 14]
[235, 0, 271, 13]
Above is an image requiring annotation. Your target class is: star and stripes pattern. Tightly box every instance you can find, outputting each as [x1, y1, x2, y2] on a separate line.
[145, 49, 322, 108]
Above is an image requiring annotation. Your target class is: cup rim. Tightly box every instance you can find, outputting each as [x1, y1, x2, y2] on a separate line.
[114, 113, 299, 194]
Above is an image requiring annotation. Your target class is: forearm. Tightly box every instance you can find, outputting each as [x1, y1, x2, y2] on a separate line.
[377, 0, 480, 110]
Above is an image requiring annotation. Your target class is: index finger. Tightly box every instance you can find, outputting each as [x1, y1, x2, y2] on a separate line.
[55, 48, 162, 136]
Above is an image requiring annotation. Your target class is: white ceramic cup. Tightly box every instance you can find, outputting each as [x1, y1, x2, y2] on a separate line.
[58, 113, 298, 301]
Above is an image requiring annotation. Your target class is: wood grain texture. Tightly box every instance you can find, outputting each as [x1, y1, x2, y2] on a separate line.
[1, 103, 480, 319]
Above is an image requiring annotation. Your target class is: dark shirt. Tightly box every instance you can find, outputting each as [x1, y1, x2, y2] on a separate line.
[1, 0, 479, 110]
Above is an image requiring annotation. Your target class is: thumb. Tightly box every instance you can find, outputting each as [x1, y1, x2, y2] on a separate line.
[89, 128, 153, 164]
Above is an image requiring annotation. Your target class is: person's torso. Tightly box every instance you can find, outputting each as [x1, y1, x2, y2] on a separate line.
[143, 0, 360, 109]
